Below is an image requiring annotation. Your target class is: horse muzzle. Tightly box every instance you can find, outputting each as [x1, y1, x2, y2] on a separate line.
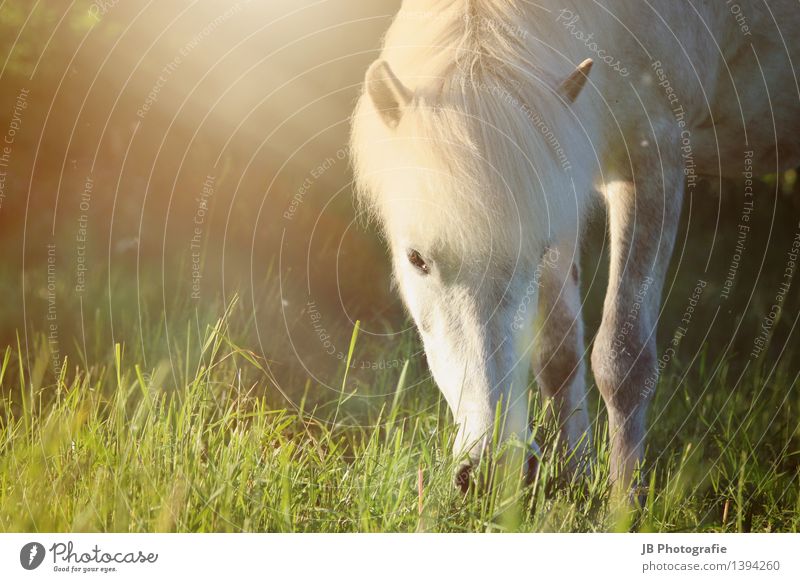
[453, 442, 541, 493]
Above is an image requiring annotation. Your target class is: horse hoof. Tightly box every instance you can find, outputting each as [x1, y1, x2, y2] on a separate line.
[629, 485, 649, 507]
[524, 453, 540, 485]
[453, 461, 473, 493]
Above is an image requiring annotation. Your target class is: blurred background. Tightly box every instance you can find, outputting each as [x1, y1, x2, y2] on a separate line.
[0, 0, 798, 417]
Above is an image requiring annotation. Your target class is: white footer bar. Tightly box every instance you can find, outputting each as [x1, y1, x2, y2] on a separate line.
[1, 533, 797, 581]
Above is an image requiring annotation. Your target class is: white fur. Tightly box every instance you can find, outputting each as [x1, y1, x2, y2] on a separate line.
[351, 0, 800, 484]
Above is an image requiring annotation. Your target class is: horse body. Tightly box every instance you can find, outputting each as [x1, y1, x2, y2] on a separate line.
[351, 0, 800, 491]
[574, 1, 800, 177]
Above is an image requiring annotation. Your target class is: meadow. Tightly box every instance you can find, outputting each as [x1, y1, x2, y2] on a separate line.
[1, 234, 798, 533]
[1, 0, 798, 537]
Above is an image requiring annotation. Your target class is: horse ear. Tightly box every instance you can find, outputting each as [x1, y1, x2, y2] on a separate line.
[365, 60, 412, 129]
[558, 58, 593, 102]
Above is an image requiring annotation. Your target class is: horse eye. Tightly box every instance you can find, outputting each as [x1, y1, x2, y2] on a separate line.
[407, 249, 430, 274]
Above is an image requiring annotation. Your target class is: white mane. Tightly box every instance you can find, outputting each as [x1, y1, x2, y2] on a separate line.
[350, 0, 595, 263]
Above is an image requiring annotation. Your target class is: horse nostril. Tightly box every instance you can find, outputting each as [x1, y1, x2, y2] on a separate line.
[453, 461, 473, 493]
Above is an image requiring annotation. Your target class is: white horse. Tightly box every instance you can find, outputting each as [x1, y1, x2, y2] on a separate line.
[350, 0, 800, 493]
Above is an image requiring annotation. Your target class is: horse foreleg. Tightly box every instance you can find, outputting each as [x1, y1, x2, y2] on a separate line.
[532, 240, 591, 474]
[591, 175, 683, 495]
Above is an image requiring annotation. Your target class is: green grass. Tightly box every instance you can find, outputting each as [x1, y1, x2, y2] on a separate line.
[0, 293, 798, 532]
